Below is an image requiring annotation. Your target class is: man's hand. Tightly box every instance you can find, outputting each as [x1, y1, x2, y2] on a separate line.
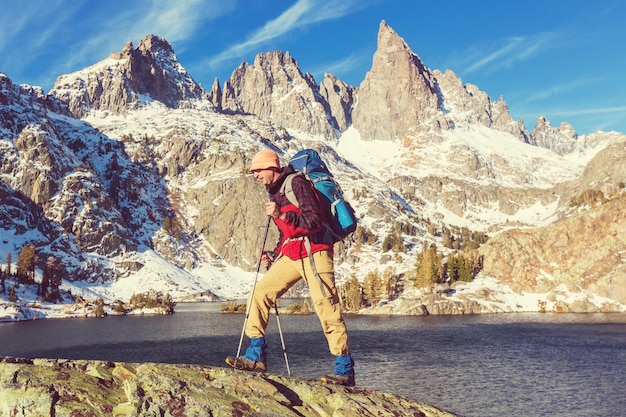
[265, 202, 285, 220]
[260, 251, 275, 269]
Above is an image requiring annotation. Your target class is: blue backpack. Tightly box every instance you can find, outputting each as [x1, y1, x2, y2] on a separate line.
[281, 149, 357, 243]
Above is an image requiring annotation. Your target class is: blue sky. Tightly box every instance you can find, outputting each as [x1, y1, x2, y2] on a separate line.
[1, 0, 625, 135]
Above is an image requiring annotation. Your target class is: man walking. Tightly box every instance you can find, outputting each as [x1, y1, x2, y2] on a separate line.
[226, 149, 355, 387]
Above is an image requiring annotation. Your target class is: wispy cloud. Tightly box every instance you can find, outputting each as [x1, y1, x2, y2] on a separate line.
[0, 2, 50, 50]
[128, 0, 233, 44]
[524, 77, 601, 102]
[70, 1, 233, 71]
[0, 1, 86, 86]
[551, 105, 626, 117]
[1, 0, 234, 88]
[465, 32, 561, 74]
[207, 0, 371, 70]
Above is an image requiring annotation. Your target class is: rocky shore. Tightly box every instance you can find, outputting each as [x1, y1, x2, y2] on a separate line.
[0, 356, 458, 417]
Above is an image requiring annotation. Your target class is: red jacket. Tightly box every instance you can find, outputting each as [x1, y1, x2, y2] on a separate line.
[268, 167, 333, 260]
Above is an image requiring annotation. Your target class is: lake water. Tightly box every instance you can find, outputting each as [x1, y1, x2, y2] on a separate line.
[1, 302, 625, 417]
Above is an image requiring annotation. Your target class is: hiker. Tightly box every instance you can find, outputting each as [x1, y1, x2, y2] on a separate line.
[226, 149, 355, 387]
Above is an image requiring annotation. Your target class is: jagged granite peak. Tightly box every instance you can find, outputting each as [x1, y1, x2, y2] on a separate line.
[434, 70, 492, 126]
[490, 97, 533, 143]
[221, 50, 337, 137]
[352, 20, 449, 141]
[532, 115, 579, 155]
[50, 34, 210, 118]
[208, 77, 222, 110]
[319, 73, 355, 132]
[555, 134, 626, 210]
[433, 69, 531, 143]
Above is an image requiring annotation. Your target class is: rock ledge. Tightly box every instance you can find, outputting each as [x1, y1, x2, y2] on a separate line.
[0, 356, 457, 416]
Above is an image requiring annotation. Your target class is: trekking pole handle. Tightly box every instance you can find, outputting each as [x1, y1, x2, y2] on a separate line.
[261, 251, 275, 269]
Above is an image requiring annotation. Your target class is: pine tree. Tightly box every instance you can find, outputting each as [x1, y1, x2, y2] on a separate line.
[442, 227, 453, 248]
[447, 253, 460, 282]
[414, 243, 425, 269]
[5, 253, 11, 276]
[445, 249, 482, 283]
[382, 231, 404, 253]
[464, 249, 483, 280]
[113, 300, 126, 314]
[17, 245, 36, 284]
[340, 275, 362, 311]
[382, 267, 397, 301]
[414, 245, 442, 290]
[42, 256, 65, 302]
[160, 293, 175, 314]
[362, 270, 384, 307]
[40, 263, 50, 297]
[391, 235, 406, 253]
[458, 255, 473, 282]
[381, 233, 394, 252]
[353, 225, 375, 245]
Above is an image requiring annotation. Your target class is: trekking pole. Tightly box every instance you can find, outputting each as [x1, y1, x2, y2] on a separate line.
[235, 216, 272, 361]
[274, 303, 291, 376]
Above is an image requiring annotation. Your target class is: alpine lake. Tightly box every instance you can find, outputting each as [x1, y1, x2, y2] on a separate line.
[1, 301, 625, 417]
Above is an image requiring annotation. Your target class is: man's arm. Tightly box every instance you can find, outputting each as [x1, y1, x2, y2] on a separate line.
[279, 175, 322, 234]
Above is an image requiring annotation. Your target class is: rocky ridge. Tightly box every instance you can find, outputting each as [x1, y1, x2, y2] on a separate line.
[319, 73, 355, 132]
[479, 140, 626, 307]
[532, 116, 578, 154]
[221, 51, 337, 137]
[433, 69, 529, 143]
[0, 357, 457, 417]
[50, 35, 210, 118]
[480, 196, 626, 307]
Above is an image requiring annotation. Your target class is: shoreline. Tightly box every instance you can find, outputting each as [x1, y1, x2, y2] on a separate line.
[3, 297, 626, 324]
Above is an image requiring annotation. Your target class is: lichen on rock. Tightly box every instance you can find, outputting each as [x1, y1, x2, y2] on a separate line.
[0, 356, 458, 416]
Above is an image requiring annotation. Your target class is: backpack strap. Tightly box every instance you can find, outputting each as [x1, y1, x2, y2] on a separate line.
[278, 172, 327, 297]
[282, 172, 339, 242]
[279, 173, 300, 207]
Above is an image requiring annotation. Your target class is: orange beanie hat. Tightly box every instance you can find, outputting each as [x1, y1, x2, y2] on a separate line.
[249, 149, 280, 171]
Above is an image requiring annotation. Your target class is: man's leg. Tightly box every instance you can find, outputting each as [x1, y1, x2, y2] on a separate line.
[299, 250, 355, 386]
[226, 256, 301, 372]
[245, 256, 302, 339]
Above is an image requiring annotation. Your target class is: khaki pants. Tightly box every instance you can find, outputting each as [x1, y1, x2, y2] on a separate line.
[245, 250, 350, 356]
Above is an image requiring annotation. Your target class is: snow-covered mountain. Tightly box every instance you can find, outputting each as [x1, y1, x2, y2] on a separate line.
[1, 21, 625, 319]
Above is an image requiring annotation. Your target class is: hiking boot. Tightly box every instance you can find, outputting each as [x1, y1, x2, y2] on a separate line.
[225, 356, 267, 373]
[320, 374, 356, 387]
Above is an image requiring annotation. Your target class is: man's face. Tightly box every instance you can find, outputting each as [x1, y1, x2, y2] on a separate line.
[252, 168, 277, 186]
